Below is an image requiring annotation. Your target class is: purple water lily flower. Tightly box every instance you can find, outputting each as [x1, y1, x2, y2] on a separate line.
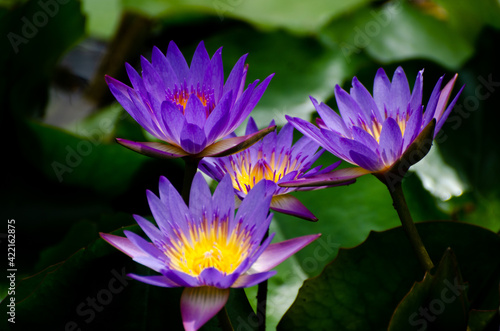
[105, 40, 275, 159]
[100, 173, 319, 331]
[199, 117, 351, 221]
[282, 67, 463, 187]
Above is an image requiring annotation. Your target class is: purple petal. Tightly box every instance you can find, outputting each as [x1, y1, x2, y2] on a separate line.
[276, 122, 294, 149]
[203, 47, 224, 101]
[317, 128, 352, 162]
[164, 269, 201, 287]
[389, 66, 411, 117]
[279, 167, 366, 187]
[140, 55, 166, 104]
[240, 231, 275, 272]
[261, 127, 278, 157]
[212, 174, 235, 222]
[189, 172, 213, 221]
[335, 85, 367, 128]
[204, 90, 233, 143]
[123, 230, 165, 259]
[290, 136, 321, 164]
[133, 214, 167, 246]
[352, 126, 379, 152]
[198, 124, 276, 158]
[180, 123, 207, 154]
[127, 273, 181, 288]
[158, 176, 190, 236]
[116, 138, 188, 159]
[184, 94, 207, 127]
[127, 89, 165, 139]
[402, 105, 423, 150]
[340, 137, 382, 170]
[409, 69, 424, 114]
[245, 117, 259, 136]
[223, 53, 248, 100]
[254, 212, 276, 244]
[237, 63, 249, 99]
[234, 180, 273, 232]
[161, 100, 186, 145]
[233, 73, 274, 130]
[166, 40, 190, 81]
[433, 74, 458, 121]
[105, 76, 152, 132]
[422, 76, 444, 127]
[350, 77, 382, 123]
[198, 268, 239, 288]
[373, 68, 391, 118]
[199, 156, 226, 180]
[378, 117, 403, 166]
[151, 46, 178, 87]
[181, 287, 230, 331]
[166, 192, 191, 234]
[145, 191, 177, 237]
[231, 271, 276, 288]
[270, 195, 317, 221]
[100, 233, 146, 259]
[286, 116, 332, 151]
[125, 62, 146, 94]
[349, 151, 382, 172]
[248, 234, 321, 273]
[224, 81, 256, 134]
[188, 41, 210, 86]
[435, 84, 464, 135]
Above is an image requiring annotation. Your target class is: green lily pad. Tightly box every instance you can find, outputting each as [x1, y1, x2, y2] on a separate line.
[122, 0, 370, 35]
[320, 1, 473, 70]
[388, 248, 469, 331]
[278, 221, 500, 330]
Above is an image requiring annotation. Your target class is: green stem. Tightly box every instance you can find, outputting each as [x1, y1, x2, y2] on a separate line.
[217, 306, 234, 331]
[257, 228, 269, 331]
[181, 157, 201, 205]
[383, 180, 434, 272]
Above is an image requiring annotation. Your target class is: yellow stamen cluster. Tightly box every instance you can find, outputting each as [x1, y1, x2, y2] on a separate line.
[165, 217, 252, 277]
[228, 150, 302, 195]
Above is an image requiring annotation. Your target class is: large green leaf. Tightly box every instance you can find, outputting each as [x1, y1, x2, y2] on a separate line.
[278, 221, 500, 330]
[122, 0, 370, 35]
[388, 248, 469, 331]
[272, 152, 446, 279]
[320, 1, 473, 70]
[435, 0, 500, 37]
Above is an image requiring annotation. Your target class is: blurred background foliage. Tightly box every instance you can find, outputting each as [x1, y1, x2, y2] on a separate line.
[1, 0, 499, 330]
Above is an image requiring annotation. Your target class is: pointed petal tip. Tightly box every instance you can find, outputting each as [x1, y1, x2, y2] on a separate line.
[115, 139, 188, 159]
[199, 124, 276, 157]
[270, 195, 318, 222]
[181, 287, 230, 331]
[249, 233, 322, 274]
[279, 167, 366, 188]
